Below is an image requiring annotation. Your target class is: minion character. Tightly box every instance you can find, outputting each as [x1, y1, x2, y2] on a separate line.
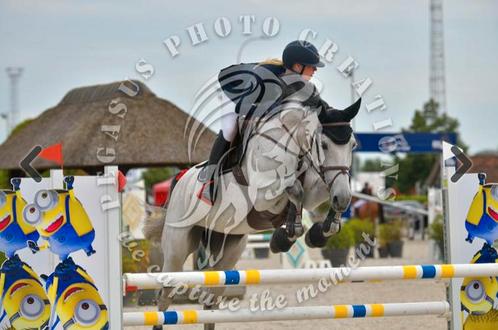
[45, 257, 108, 330]
[0, 178, 41, 258]
[0, 255, 51, 330]
[463, 310, 498, 330]
[23, 176, 96, 260]
[465, 173, 498, 245]
[461, 244, 498, 329]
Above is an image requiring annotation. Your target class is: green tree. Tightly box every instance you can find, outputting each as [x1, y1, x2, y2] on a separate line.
[361, 158, 384, 172]
[0, 170, 9, 189]
[395, 99, 466, 193]
[142, 167, 177, 193]
[0, 119, 36, 189]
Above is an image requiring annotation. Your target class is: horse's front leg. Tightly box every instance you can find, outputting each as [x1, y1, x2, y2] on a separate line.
[305, 207, 342, 248]
[321, 207, 342, 237]
[284, 179, 305, 238]
[270, 179, 304, 253]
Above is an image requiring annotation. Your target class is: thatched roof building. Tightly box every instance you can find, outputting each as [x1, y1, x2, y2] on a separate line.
[470, 152, 498, 182]
[0, 81, 215, 172]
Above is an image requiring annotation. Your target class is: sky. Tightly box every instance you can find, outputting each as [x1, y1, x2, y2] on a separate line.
[0, 0, 497, 154]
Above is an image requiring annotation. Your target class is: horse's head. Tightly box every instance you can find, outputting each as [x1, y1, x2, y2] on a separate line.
[319, 98, 361, 212]
[247, 102, 323, 200]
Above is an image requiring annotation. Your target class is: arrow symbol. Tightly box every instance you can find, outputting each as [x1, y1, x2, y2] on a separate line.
[19, 145, 43, 182]
[450, 146, 473, 183]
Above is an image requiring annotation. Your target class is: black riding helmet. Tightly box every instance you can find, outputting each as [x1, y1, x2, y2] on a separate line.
[282, 40, 325, 70]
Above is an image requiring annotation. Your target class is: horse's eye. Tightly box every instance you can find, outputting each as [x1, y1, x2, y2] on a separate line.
[321, 142, 328, 150]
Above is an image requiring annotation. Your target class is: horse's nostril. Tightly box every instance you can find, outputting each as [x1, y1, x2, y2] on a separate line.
[333, 196, 339, 205]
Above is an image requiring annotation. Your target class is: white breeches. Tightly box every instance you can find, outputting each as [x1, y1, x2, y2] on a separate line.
[219, 92, 238, 142]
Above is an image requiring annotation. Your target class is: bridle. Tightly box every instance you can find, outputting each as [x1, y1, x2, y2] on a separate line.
[319, 165, 351, 190]
[316, 121, 352, 190]
[257, 118, 352, 191]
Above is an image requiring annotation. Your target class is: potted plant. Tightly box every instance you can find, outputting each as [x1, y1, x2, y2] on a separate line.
[377, 224, 390, 258]
[321, 223, 354, 267]
[428, 214, 445, 260]
[122, 255, 139, 307]
[122, 239, 152, 306]
[348, 218, 375, 258]
[386, 220, 404, 258]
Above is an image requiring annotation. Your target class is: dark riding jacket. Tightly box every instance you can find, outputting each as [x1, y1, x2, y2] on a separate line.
[218, 61, 330, 120]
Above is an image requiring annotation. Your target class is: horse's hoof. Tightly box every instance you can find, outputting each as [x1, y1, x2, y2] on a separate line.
[305, 223, 328, 248]
[152, 326, 163, 330]
[270, 228, 294, 253]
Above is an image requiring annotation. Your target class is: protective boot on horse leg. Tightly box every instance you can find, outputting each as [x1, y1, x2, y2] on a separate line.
[270, 179, 305, 253]
[305, 208, 342, 248]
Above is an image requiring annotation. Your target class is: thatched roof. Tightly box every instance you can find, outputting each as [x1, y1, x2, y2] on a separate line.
[0, 81, 215, 170]
[470, 153, 498, 183]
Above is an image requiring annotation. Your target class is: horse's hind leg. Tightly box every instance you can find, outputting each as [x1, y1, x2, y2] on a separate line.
[153, 225, 202, 330]
[201, 233, 248, 330]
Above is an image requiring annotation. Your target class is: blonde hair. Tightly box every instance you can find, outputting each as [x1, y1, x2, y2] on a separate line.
[259, 58, 283, 66]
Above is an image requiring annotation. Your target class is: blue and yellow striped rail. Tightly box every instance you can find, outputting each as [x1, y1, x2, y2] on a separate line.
[124, 263, 498, 291]
[123, 301, 450, 326]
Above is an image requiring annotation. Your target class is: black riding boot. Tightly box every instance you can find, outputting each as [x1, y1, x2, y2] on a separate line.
[198, 131, 231, 204]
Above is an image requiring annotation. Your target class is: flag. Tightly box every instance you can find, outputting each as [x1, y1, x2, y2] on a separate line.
[39, 143, 63, 166]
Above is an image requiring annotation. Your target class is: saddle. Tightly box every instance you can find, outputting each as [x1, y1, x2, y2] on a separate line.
[196, 116, 266, 187]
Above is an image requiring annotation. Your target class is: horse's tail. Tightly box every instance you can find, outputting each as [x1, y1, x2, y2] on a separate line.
[142, 204, 167, 243]
[142, 169, 189, 242]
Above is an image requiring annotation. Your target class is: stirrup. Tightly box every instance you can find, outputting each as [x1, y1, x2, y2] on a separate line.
[197, 181, 215, 205]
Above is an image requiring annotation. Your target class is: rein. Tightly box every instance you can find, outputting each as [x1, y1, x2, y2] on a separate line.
[255, 117, 353, 190]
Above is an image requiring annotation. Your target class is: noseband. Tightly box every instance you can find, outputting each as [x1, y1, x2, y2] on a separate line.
[319, 165, 351, 189]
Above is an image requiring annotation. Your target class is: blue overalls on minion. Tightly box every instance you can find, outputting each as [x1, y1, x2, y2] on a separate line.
[0, 196, 40, 258]
[24, 176, 96, 261]
[0, 178, 40, 258]
[41, 194, 95, 261]
[0, 255, 50, 328]
[465, 173, 498, 245]
[45, 258, 108, 330]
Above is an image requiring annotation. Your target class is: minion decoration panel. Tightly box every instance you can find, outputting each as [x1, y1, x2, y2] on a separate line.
[14, 167, 123, 329]
[0, 255, 51, 330]
[0, 178, 41, 259]
[458, 173, 498, 329]
[45, 258, 108, 330]
[465, 173, 498, 245]
[443, 142, 498, 330]
[24, 176, 96, 261]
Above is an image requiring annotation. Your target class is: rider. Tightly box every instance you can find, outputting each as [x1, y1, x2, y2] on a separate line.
[199, 40, 331, 205]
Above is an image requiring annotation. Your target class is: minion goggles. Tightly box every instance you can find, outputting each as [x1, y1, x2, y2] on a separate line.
[22, 190, 64, 226]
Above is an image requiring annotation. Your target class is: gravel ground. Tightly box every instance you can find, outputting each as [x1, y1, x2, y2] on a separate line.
[124, 240, 449, 330]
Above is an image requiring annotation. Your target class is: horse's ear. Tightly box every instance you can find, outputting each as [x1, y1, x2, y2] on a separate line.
[341, 98, 361, 121]
[320, 98, 361, 124]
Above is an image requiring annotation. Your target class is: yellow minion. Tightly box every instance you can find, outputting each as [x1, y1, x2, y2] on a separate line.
[463, 310, 498, 330]
[465, 173, 498, 245]
[23, 176, 96, 260]
[0, 255, 51, 329]
[0, 178, 40, 258]
[46, 258, 108, 330]
[461, 244, 498, 329]
[461, 276, 498, 315]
